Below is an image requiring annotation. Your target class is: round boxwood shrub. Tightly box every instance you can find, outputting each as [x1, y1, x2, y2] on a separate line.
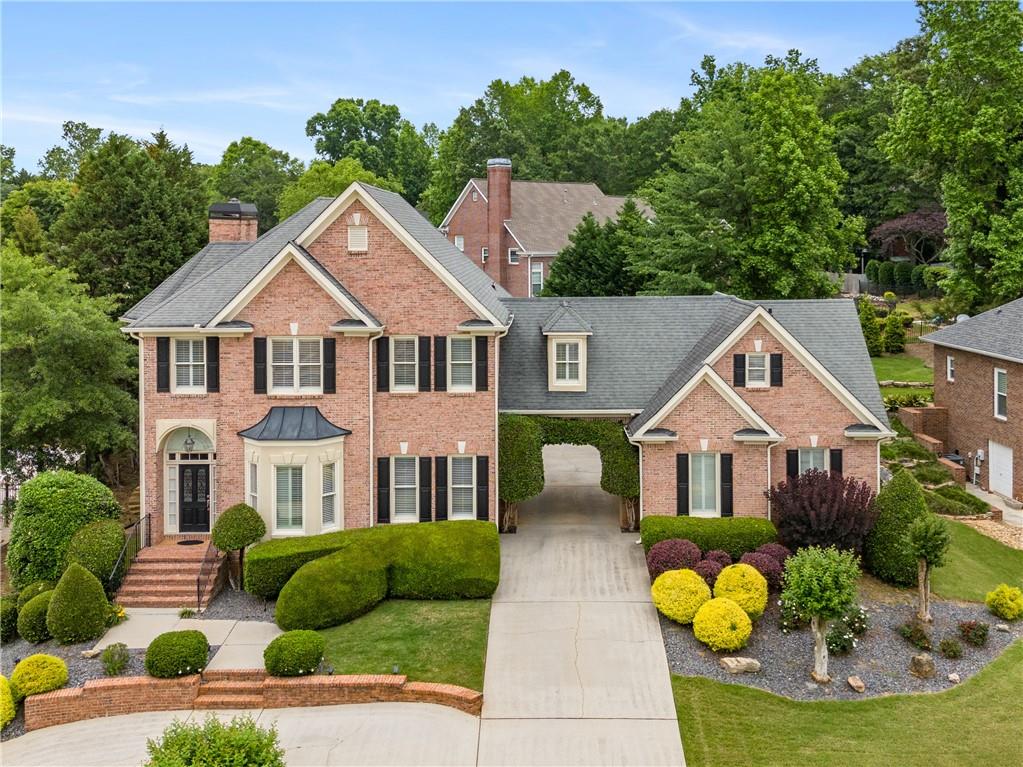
[263, 630, 325, 677]
[212, 503, 266, 552]
[864, 471, 928, 586]
[646, 539, 702, 580]
[651, 569, 711, 625]
[65, 519, 125, 588]
[703, 550, 733, 567]
[739, 552, 784, 591]
[713, 564, 768, 619]
[17, 581, 55, 610]
[10, 654, 68, 702]
[693, 598, 753, 652]
[985, 584, 1023, 621]
[692, 560, 723, 588]
[47, 563, 110, 644]
[0, 597, 18, 644]
[755, 543, 792, 566]
[17, 591, 53, 643]
[6, 471, 122, 589]
[145, 630, 209, 678]
[0, 675, 13, 729]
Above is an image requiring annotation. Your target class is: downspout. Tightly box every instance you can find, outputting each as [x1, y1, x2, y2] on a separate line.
[766, 441, 773, 521]
[130, 332, 146, 546]
[367, 329, 384, 526]
[625, 428, 644, 526]
[493, 316, 513, 526]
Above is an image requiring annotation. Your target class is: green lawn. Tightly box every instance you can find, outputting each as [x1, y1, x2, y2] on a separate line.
[872, 353, 933, 383]
[318, 599, 491, 690]
[880, 386, 933, 400]
[673, 640, 1023, 767]
[931, 520, 1023, 602]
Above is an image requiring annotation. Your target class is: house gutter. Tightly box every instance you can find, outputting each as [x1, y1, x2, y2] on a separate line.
[367, 328, 384, 526]
[494, 314, 513, 526]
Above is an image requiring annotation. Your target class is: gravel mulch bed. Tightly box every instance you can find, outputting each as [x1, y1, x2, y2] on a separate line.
[662, 593, 1022, 701]
[198, 588, 275, 622]
[953, 518, 1023, 549]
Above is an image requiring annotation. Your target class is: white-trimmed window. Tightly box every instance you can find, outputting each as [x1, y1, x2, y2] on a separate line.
[508, 248, 520, 265]
[173, 339, 205, 392]
[448, 336, 475, 391]
[322, 462, 337, 529]
[555, 341, 581, 383]
[745, 353, 768, 388]
[994, 368, 1008, 420]
[270, 338, 322, 394]
[390, 337, 418, 392]
[481, 247, 488, 263]
[454, 235, 465, 252]
[274, 465, 303, 531]
[391, 456, 418, 523]
[690, 453, 718, 517]
[348, 225, 368, 252]
[449, 456, 476, 520]
[530, 262, 544, 297]
[472, 190, 478, 202]
[946, 355, 955, 382]
[799, 448, 828, 474]
[248, 463, 258, 508]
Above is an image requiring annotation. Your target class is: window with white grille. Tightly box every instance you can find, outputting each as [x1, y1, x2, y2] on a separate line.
[481, 247, 488, 263]
[508, 248, 520, 264]
[799, 448, 827, 474]
[530, 263, 544, 297]
[391, 457, 418, 523]
[946, 355, 955, 382]
[555, 341, 580, 383]
[348, 225, 368, 252]
[391, 337, 418, 391]
[690, 453, 718, 517]
[448, 337, 474, 391]
[173, 339, 205, 392]
[248, 463, 258, 508]
[746, 353, 767, 387]
[450, 456, 475, 520]
[275, 465, 303, 531]
[270, 338, 321, 394]
[322, 462, 337, 528]
[454, 235, 464, 252]
[995, 368, 1008, 419]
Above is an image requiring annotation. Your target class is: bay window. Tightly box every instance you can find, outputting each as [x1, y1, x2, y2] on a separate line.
[274, 465, 303, 531]
[322, 462, 337, 529]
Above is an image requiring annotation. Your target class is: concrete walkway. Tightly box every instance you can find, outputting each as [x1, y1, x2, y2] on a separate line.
[965, 483, 1023, 528]
[480, 445, 685, 766]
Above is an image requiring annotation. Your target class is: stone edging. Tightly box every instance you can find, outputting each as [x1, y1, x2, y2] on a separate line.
[23, 672, 482, 732]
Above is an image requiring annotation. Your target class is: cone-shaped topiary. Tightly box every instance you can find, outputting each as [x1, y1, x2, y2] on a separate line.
[651, 569, 711, 624]
[714, 563, 768, 619]
[17, 591, 53, 644]
[46, 563, 110, 644]
[65, 519, 125, 589]
[864, 471, 928, 586]
[17, 581, 55, 610]
[10, 654, 68, 702]
[693, 598, 753, 652]
[0, 675, 13, 728]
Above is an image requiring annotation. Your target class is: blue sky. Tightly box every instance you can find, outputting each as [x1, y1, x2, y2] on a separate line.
[2, 2, 921, 169]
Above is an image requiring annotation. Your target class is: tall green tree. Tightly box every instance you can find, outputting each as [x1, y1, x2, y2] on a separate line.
[49, 132, 207, 313]
[0, 245, 136, 478]
[38, 121, 103, 180]
[629, 53, 862, 299]
[0, 179, 76, 235]
[305, 98, 433, 205]
[883, 1, 1023, 307]
[1, 145, 36, 199]
[207, 137, 304, 232]
[275, 157, 401, 220]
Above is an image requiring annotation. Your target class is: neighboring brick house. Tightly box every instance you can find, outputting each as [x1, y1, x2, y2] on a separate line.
[922, 298, 1023, 503]
[439, 159, 651, 298]
[123, 183, 890, 559]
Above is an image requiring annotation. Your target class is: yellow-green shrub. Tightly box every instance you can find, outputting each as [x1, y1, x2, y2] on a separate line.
[651, 569, 711, 625]
[693, 598, 753, 652]
[713, 563, 768, 619]
[985, 584, 1023, 621]
[0, 675, 13, 729]
[10, 654, 68, 702]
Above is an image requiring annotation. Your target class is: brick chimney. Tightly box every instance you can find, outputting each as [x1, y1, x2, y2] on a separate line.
[208, 198, 259, 242]
[486, 158, 512, 285]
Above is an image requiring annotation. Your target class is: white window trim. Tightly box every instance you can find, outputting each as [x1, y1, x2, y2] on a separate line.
[248, 462, 258, 509]
[321, 461, 339, 531]
[269, 337, 323, 395]
[272, 464, 305, 536]
[391, 456, 419, 524]
[946, 355, 955, 383]
[994, 368, 1008, 421]
[547, 335, 587, 392]
[348, 225, 368, 252]
[481, 247, 488, 263]
[690, 453, 720, 518]
[745, 353, 768, 389]
[171, 338, 206, 394]
[798, 447, 828, 474]
[508, 248, 520, 265]
[454, 235, 465, 252]
[447, 336, 475, 392]
[448, 455, 476, 521]
[530, 262, 544, 297]
[389, 336, 419, 393]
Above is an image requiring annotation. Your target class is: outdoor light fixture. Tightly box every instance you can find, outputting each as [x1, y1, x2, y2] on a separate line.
[392, 664, 400, 674]
[183, 428, 196, 453]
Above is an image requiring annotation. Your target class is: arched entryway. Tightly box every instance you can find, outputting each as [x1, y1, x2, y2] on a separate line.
[162, 426, 215, 534]
[516, 444, 619, 531]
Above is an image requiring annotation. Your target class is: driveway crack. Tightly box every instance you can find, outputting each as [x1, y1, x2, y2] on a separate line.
[572, 601, 585, 718]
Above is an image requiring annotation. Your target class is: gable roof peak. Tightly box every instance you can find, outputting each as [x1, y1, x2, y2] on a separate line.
[541, 301, 593, 335]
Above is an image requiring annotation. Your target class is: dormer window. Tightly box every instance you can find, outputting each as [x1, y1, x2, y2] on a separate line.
[348, 225, 368, 252]
[547, 335, 588, 392]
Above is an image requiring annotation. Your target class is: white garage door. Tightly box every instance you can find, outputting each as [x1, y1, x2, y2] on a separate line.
[989, 441, 1014, 498]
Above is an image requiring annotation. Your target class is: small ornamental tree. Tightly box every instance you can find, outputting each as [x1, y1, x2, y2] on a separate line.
[908, 515, 950, 622]
[780, 546, 860, 683]
[858, 300, 883, 357]
[211, 504, 266, 590]
[766, 469, 877, 554]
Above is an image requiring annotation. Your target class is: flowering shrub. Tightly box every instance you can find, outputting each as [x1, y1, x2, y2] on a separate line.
[692, 598, 752, 652]
[958, 620, 989, 647]
[842, 605, 870, 636]
[646, 539, 702, 580]
[692, 560, 723, 588]
[779, 598, 808, 633]
[739, 552, 783, 591]
[755, 543, 792, 565]
[826, 622, 856, 655]
[703, 550, 732, 567]
[651, 569, 711, 625]
[898, 621, 932, 651]
[713, 564, 768, 619]
[985, 584, 1023, 621]
[939, 638, 962, 659]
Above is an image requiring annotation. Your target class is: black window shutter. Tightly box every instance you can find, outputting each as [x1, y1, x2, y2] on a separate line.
[377, 457, 390, 524]
[786, 449, 799, 480]
[419, 456, 432, 522]
[676, 453, 689, 516]
[376, 337, 389, 392]
[720, 453, 734, 517]
[322, 338, 336, 394]
[156, 337, 170, 392]
[830, 448, 844, 476]
[253, 337, 267, 394]
[434, 336, 447, 392]
[733, 354, 746, 387]
[476, 455, 489, 520]
[770, 353, 783, 387]
[205, 337, 220, 393]
[435, 456, 448, 520]
[475, 336, 488, 391]
[418, 336, 431, 392]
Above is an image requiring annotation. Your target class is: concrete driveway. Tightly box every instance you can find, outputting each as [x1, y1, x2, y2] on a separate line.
[480, 445, 685, 766]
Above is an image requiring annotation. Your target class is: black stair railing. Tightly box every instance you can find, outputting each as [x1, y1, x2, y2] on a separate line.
[108, 513, 150, 594]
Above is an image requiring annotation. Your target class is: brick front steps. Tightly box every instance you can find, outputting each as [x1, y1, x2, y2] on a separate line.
[23, 671, 483, 731]
[115, 539, 227, 608]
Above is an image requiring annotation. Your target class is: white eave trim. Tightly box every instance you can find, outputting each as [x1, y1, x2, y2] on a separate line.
[500, 408, 642, 417]
[504, 223, 527, 252]
[120, 326, 252, 337]
[734, 433, 784, 444]
[542, 330, 594, 337]
[440, 179, 488, 230]
[920, 338, 1023, 366]
[631, 433, 679, 443]
[845, 428, 898, 440]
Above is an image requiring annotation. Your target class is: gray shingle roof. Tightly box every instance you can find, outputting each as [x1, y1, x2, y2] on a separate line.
[238, 407, 351, 441]
[541, 302, 593, 334]
[921, 297, 1023, 363]
[292, 243, 380, 327]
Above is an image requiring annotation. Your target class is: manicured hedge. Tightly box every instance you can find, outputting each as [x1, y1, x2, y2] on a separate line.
[245, 528, 365, 599]
[640, 517, 777, 559]
[10, 654, 67, 702]
[0, 598, 18, 644]
[17, 591, 53, 644]
[264, 630, 325, 677]
[272, 521, 500, 631]
[47, 563, 110, 644]
[65, 519, 125, 588]
[145, 630, 209, 678]
[498, 415, 545, 505]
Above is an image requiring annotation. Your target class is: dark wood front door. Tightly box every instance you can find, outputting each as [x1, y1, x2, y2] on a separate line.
[179, 464, 210, 533]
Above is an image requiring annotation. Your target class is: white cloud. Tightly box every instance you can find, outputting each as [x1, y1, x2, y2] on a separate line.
[108, 85, 305, 112]
[651, 8, 794, 53]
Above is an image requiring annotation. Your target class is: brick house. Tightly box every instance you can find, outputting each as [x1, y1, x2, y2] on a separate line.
[439, 159, 651, 298]
[922, 298, 1023, 503]
[123, 183, 891, 553]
